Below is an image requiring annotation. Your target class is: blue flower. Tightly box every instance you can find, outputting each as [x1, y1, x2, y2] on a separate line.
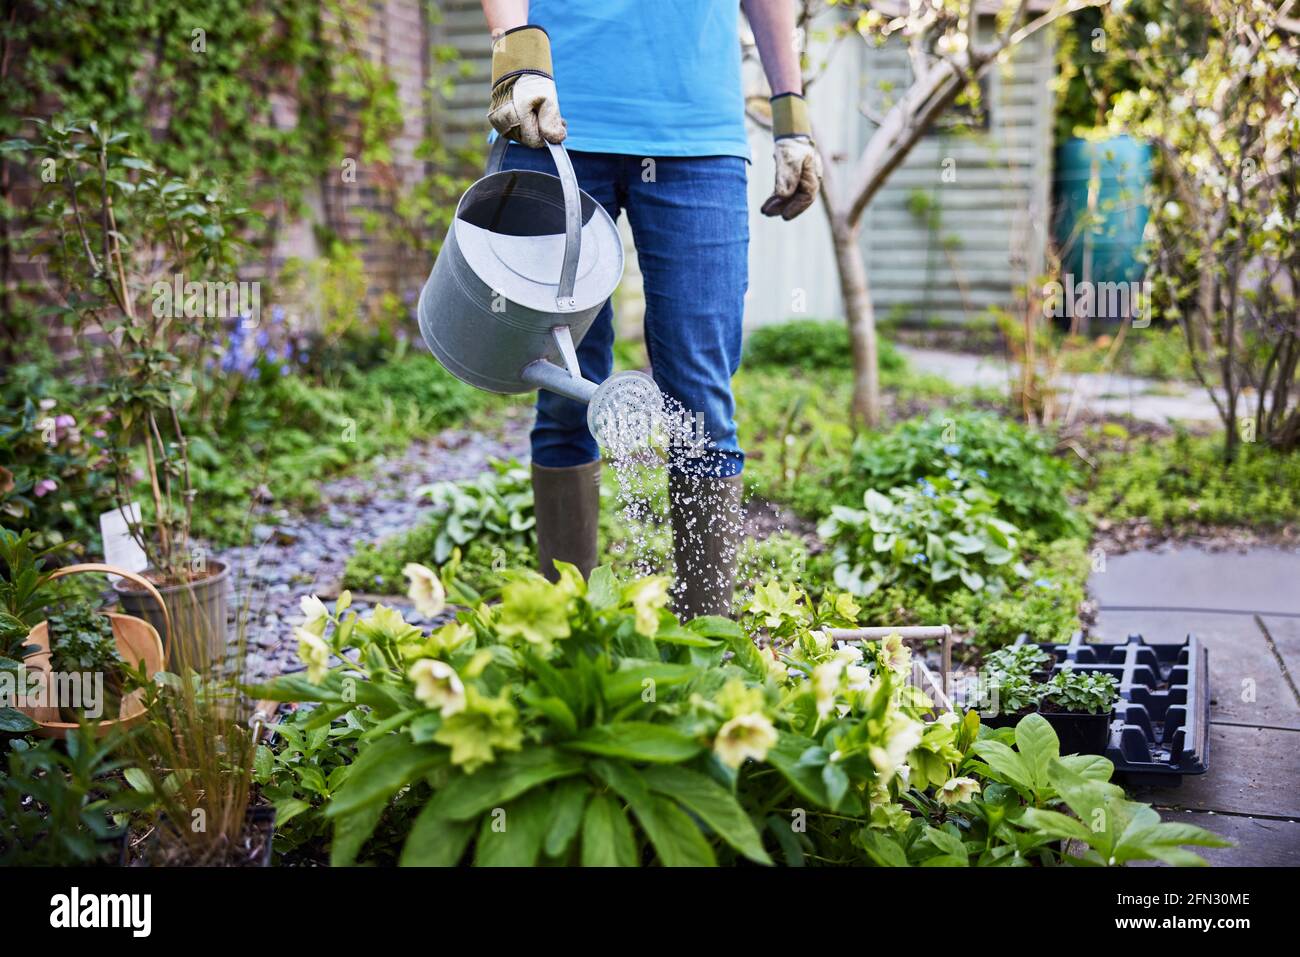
[280, 364, 291, 377]
[912, 553, 928, 564]
[922, 486, 937, 499]
[272, 305, 286, 323]
[946, 467, 960, 480]
[976, 468, 989, 479]
[943, 443, 961, 456]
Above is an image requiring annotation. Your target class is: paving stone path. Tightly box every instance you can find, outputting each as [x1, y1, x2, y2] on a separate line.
[1090, 545, 1300, 865]
[900, 346, 1224, 424]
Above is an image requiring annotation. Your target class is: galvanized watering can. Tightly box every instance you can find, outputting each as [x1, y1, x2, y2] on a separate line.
[418, 137, 662, 447]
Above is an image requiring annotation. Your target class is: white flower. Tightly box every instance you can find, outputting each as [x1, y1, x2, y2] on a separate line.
[1163, 201, 1181, 221]
[299, 594, 329, 636]
[409, 659, 466, 716]
[869, 715, 924, 784]
[846, 664, 873, 692]
[936, 776, 982, 806]
[1144, 22, 1161, 43]
[403, 563, 446, 618]
[295, 626, 331, 683]
[713, 713, 778, 768]
[812, 660, 845, 718]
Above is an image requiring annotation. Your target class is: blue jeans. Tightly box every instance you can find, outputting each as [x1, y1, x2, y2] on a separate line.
[500, 145, 749, 477]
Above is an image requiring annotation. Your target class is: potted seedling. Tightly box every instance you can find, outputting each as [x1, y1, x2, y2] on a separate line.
[44, 604, 126, 724]
[7, 122, 248, 668]
[1038, 668, 1118, 756]
[17, 564, 170, 738]
[981, 644, 1050, 728]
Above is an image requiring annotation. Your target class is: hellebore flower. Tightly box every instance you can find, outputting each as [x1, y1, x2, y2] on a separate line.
[299, 594, 330, 636]
[33, 478, 58, 498]
[0, 466, 14, 495]
[403, 563, 446, 618]
[713, 712, 778, 768]
[409, 658, 465, 716]
[935, 776, 982, 806]
[869, 715, 924, 783]
[624, 576, 670, 637]
[878, 633, 910, 673]
[434, 686, 523, 773]
[295, 626, 332, 683]
[496, 577, 570, 651]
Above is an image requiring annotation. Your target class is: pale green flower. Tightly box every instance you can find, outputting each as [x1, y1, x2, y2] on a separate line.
[749, 579, 805, 628]
[495, 577, 571, 652]
[299, 594, 329, 637]
[833, 591, 861, 622]
[409, 658, 465, 716]
[935, 776, 982, 806]
[295, 626, 331, 683]
[623, 575, 670, 636]
[868, 715, 924, 784]
[878, 632, 910, 673]
[713, 712, 778, 768]
[434, 686, 523, 773]
[403, 562, 446, 618]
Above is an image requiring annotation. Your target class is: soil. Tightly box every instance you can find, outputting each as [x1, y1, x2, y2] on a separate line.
[120, 806, 275, 867]
[115, 560, 228, 591]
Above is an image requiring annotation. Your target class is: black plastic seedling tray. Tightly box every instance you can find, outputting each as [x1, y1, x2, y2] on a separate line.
[1012, 633, 1210, 786]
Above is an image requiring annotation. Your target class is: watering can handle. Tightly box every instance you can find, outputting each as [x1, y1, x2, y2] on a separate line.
[486, 137, 581, 309]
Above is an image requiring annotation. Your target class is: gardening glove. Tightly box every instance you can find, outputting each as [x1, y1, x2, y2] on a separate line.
[762, 93, 822, 221]
[488, 25, 567, 148]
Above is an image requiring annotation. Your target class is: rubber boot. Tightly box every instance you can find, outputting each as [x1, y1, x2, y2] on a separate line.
[668, 472, 745, 620]
[531, 460, 601, 582]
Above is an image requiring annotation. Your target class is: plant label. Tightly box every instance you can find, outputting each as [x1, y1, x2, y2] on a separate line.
[100, 503, 148, 580]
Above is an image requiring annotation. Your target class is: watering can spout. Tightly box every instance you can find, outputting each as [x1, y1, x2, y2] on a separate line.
[522, 326, 664, 452]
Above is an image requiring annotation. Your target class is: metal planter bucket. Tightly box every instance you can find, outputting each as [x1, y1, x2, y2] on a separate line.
[418, 138, 660, 446]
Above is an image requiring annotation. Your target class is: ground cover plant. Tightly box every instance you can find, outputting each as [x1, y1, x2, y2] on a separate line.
[1083, 427, 1300, 530]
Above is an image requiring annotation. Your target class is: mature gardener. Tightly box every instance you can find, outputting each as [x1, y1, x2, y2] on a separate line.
[481, 0, 821, 617]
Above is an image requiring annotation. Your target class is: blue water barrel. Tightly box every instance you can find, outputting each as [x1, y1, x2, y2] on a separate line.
[1053, 135, 1152, 290]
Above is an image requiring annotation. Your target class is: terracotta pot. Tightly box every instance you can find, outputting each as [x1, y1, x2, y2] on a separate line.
[20, 564, 170, 740]
[114, 561, 229, 669]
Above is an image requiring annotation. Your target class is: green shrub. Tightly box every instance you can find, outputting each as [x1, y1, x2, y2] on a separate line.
[840, 411, 1086, 540]
[818, 476, 1031, 599]
[743, 319, 905, 375]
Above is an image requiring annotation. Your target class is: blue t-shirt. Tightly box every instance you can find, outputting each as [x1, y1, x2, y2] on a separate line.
[529, 0, 749, 160]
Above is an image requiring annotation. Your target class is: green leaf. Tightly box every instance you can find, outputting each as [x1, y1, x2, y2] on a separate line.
[330, 801, 386, 867]
[564, 722, 702, 763]
[1014, 713, 1060, 791]
[427, 747, 584, 822]
[273, 798, 314, 828]
[858, 829, 909, 867]
[970, 739, 1032, 794]
[601, 661, 699, 706]
[591, 760, 714, 866]
[474, 787, 553, 867]
[634, 795, 717, 866]
[766, 732, 832, 808]
[0, 707, 38, 733]
[1019, 807, 1094, 844]
[641, 765, 771, 864]
[581, 793, 638, 866]
[324, 736, 446, 818]
[544, 778, 591, 859]
[399, 803, 475, 866]
[586, 566, 619, 610]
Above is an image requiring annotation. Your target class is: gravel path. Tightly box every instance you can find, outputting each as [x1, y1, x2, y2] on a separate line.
[228, 409, 531, 683]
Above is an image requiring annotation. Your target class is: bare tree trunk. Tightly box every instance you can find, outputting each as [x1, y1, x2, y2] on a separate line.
[830, 215, 880, 428]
